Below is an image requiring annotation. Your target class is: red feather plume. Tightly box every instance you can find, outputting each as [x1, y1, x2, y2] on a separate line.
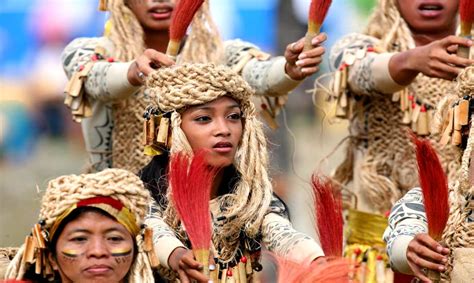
[309, 0, 333, 26]
[459, 0, 474, 23]
[272, 253, 350, 283]
[169, 151, 215, 250]
[412, 135, 449, 241]
[311, 174, 344, 257]
[169, 0, 205, 41]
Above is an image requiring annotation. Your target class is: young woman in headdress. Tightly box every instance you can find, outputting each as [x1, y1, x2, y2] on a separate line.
[140, 63, 325, 282]
[384, 66, 474, 282]
[61, 0, 327, 173]
[4, 168, 158, 283]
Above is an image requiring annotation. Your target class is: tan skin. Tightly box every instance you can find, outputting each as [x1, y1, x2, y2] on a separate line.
[168, 97, 244, 283]
[125, 0, 327, 86]
[389, 0, 474, 85]
[49, 211, 135, 283]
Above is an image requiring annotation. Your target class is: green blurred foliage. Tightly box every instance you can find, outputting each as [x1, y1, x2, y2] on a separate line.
[354, 0, 377, 15]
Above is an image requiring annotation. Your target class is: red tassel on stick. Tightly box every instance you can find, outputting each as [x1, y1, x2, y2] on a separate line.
[412, 135, 449, 241]
[311, 174, 343, 257]
[169, 151, 216, 276]
[304, 0, 332, 50]
[458, 0, 474, 58]
[272, 253, 350, 283]
[166, 0, 205, 58]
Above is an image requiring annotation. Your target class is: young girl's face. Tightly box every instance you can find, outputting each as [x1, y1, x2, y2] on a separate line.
[396, 0, 458, 34]
[51, 211, 135, 283]
[180, 96, 244, 168]
[126, 0, 176, 32]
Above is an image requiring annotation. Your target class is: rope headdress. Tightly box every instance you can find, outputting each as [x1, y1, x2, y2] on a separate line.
[145, 63, 273, 261]
[5, 169, 157, 283]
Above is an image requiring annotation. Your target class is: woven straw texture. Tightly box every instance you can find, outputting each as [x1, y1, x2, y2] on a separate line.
[333, 0, 462, 213]
[441, 66, 474, 281]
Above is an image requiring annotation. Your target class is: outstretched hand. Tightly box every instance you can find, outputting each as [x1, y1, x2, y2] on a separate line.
[127, 49, 175, 86]
[284, 33, 327, 81]
[406, 233, 449, 283]
[390, 36, 474, 85]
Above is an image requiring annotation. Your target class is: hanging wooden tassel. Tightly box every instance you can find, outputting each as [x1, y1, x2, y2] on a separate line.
[221, 267, 228, 283]
[238, 258, 247, 282]
[156, 117, 170, 146]
[417, 106, 430, 136]
[98, 0, 108, 11]
[22, 235, 36, 264]
[142, 120, 148, 146]
[458, 99, 469, 126]
[245, 252, 253, 275]
[375, 255, 386, 283]
[233, 265, 240, 283]
[340, 65, 348, 91]
[333, 69, 342, 96]
[452, 129, 463, 145]
[259, 104, 278, 130]
[35, 249, 43, 275]
[226, 268, 235, 283]
[146, 117, 155, 145]
[143, 227, 160, 268]
[33, 224, 46, 249]
[210, 262, 219, 283]
[440, 108, 454, 145]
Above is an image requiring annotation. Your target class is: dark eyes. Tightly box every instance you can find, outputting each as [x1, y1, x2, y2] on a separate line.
[108, 236, 125, 242]
[70, 236, 87, 242]
[194, 112, 242, 122]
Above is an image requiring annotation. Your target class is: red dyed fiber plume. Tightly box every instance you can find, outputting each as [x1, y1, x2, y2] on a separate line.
[309, 0, 332, 25]
[169, 0, 205, 41]
[273, 253, 350, 283]
[412, 135, 449, 241]
[311, 174, 343, 257]
[459, 0, 474, 22]
[169, 151, 215, 250]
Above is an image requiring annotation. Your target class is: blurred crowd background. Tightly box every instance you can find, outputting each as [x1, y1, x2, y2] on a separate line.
[0, 0, 375, 246]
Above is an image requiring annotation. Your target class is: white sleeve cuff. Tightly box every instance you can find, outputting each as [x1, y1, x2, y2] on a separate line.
[390, 235, 414, 274]
[265, 57, 302, 97]
[105, 61, 140, 100]
[372, 53, 406, 94]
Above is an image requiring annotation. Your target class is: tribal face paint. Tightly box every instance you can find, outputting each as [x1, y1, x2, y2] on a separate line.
[53, 210, 135, 283]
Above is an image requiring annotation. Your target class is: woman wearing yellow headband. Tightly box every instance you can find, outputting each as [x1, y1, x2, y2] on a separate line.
[4, 169, 158, 283]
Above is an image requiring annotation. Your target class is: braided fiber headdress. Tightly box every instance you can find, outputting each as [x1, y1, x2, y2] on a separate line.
[5, 169, 155, 282]
[102, 0, 223, 173]
[146, 63, 273, 261]
[441, 66, 474, 281]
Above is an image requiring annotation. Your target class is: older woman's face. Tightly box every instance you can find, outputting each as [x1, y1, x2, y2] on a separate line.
[396, 0, 459, 34]
[180, 96, 244, 168]
[51, 211, 134, 283]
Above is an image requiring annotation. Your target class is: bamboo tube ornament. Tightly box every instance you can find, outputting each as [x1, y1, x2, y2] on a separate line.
[304, 0, 332, 51]
[458, 0, 474, 59]
[166, 0, 205, 59]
